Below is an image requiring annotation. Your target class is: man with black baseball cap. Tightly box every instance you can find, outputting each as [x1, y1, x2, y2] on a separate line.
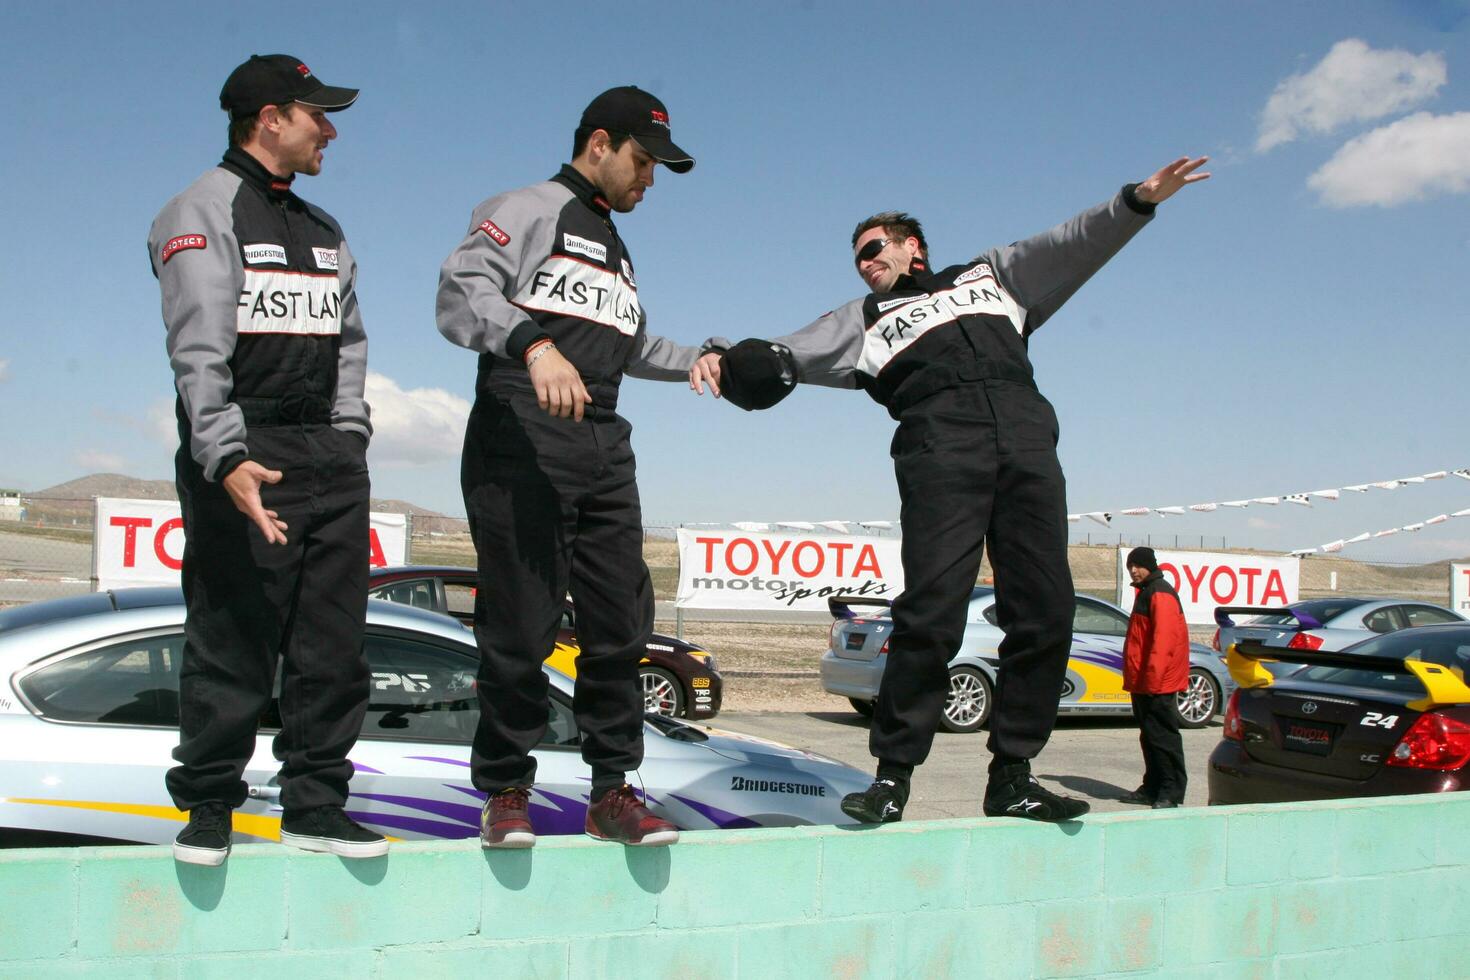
[437, 86, 717, 848]
[1120, 547, 1191, 808]
[147, 54, 385, 865]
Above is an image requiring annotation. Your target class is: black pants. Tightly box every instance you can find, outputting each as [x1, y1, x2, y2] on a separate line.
[461, 394, 652, 793]
[871, 380, 1074, 768]
[1131, 692, 1186, 803]
[167, 423, 371, 812]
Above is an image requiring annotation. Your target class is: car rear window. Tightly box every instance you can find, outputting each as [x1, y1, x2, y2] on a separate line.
[1296, 628, 1470, 693]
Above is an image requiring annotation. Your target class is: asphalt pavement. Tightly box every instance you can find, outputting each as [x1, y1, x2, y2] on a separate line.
[708, 709, 1222, 818]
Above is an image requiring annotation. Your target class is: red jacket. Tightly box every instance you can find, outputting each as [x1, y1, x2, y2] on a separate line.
[1123, 572, 1190, 693]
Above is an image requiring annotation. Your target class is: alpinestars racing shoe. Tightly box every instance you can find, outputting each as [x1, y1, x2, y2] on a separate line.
[840, 778, 909, 824]
[983, 764, 1090, 822]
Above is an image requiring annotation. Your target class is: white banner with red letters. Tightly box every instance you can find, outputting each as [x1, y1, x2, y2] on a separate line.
[1452, 564, 1470, 617]
[1116, 548, 1299, 625]
[92, 497, 408, 590]
[676, 528, 904, 613]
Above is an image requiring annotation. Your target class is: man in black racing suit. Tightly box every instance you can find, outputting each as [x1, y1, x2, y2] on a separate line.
[437, 86, 715, 848]
[147, 54, 387, 865]
[692, 156, 1210, 823]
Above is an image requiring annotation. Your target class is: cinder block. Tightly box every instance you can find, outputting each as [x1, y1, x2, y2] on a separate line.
[1225, 806, 1336, 885]
[286, 841, 479, 950]
[77, 845, 287, 958]
[0, 848, 76, 960]
[570, 928, 739, 979]
[1335, 801, 1438, 877]
[1162, 886, 1278, 965]
[1102, 896, 1163, 974]
[378, 939, 569, 978]
[1272, 880, 1351, 955]
[182, 949, 375, 979]
[2, 961, 179, 980]
[1103, 810, 1227, 897]
[820, 823, 969, 917]
[964, 819, 1104, 906]
[735, 919, 894, 980]
[1032, 899, 1106, 978]
[1157, 959, 1273, 980]
[653, 832, 820, 930]
[480, 837, 657, 940]
[893, 905, 1033, 980]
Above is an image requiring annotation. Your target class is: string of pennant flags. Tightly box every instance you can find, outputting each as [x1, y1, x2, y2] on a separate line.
[1067, 467, 1470, 556]
[690, 466, 1470, 558]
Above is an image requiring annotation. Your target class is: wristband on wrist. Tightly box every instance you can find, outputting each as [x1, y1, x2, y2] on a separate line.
[525, 341, 556, 368]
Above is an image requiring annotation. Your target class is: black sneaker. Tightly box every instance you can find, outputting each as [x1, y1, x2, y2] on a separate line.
[983, 764, 1089, 822]
[173, 802, 232, 866]
[1151, 799, 1180, 809]
[280, 805, 389, 858]
[840, 778, 908, 824]
[1118, 786, 1155, 806]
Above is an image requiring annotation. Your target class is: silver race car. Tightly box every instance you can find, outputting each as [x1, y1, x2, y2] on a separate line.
[0, 590, 869, 847]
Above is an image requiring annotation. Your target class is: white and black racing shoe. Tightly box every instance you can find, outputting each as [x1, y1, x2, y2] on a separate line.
[983, 764, 1089, 822]
[840, 778, 908, 824]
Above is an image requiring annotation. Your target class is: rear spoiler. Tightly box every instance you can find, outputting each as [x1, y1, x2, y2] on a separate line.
[1214, 605, 1324, 630]
[1226, 640, 1470, 710]
[828, 596, 894, 619]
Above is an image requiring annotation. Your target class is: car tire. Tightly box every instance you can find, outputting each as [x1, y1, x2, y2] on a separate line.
[641, 667, 685, 718]
[940, 666, 991, 734]
[848, 697, 875, 717]
[1175, 668, 1220, 729]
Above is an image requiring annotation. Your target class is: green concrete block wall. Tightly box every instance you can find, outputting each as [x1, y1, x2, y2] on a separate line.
[4, 794, 1469, 978]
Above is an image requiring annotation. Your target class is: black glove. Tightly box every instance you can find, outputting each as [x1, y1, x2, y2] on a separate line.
[719, 339, 797, 411]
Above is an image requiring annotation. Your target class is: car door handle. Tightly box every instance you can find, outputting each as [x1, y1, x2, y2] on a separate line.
[247, 784, 281, 802]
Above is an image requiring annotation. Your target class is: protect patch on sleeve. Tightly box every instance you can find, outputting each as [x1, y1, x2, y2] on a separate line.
[477, 220, 511, 246]
[161, 234, 208, 263]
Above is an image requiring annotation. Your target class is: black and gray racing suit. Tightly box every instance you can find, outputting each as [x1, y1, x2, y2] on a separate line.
[148, 145, 372, 813]
[762, 186, 1156, 771]
[437, 165, 707, 795]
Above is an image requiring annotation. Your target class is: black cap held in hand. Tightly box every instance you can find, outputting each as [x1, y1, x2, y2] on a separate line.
[220, 54, 358, 119]
[720, 339, 797, 412]
[1126, 546, 1159, 573]
[581, 86, 694, 173]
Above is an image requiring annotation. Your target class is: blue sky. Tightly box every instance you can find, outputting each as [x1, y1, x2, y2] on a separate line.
[2, 1, 1468, 561]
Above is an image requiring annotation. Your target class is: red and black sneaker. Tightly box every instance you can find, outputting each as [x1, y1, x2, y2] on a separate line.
[585, 784, 679, 846]
[480, 787, 535, 849]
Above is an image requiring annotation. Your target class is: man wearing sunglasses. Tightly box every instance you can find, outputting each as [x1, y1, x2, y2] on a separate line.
[690, 157, 1209, 824]
[438, 87, 715, 849]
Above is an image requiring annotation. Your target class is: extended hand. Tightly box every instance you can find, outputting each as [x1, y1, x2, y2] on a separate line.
[1136, 156, 1211, 205]
[528, 346, 592, 421]
[689, 351, 723, 397]
[222, 461, 288, 545]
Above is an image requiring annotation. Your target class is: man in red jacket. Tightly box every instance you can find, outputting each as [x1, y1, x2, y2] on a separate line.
[1120, 547, 1191, 808]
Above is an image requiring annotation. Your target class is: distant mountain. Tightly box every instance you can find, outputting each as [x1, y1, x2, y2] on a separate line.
[26, 474, 463, 531]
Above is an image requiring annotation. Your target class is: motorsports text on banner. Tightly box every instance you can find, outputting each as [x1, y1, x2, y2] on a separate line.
[92, 497, 408, 590]
[1116, 548, 1299, 625]
[1452, 563, 1470, 615]
[676, 528, 904, 612]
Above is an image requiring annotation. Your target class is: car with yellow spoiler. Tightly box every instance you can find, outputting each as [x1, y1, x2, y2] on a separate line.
[822, 587, 1234, 732]
[1208, 624, 1470, 804]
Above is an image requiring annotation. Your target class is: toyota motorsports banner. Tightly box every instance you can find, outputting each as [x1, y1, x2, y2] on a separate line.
[1116, 548, 1299, 625]
[676, 528, 904, 613]
[1452, 563, 1470, 616]
[93, 497, 409, 590]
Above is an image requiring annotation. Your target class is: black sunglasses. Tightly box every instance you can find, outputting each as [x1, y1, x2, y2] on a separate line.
[853, 237, 891, 267]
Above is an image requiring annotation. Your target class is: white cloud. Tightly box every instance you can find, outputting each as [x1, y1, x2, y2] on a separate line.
[364, 371, 469, 466]
[1257, 39, 1446, 151]
[0, 358, 9, 382]
[1308, 111, 1470, 206]
[76, 450, 126, 472]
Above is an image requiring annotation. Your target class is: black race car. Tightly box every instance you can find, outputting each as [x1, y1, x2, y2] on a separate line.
[367, 566, 721, 720]
[1208, 624, 1470, 804]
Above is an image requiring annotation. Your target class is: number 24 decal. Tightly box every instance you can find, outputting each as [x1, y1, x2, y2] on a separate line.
[1361, 712, 1399, 728]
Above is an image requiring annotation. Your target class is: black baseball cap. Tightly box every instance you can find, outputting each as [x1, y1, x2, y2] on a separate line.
[220, 54, 359, 119]
[580, 86, 694, 173]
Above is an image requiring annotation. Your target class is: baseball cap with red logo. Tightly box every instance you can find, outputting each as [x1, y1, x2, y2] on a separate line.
[219, 54, 359, 119]
[580, 86, 694, 173]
